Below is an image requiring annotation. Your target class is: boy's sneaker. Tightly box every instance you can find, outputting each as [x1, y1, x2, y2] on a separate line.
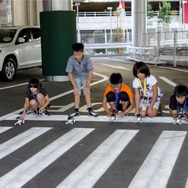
[88, 110, 98, 117]
[36, 107, 40, 115]
[27, 111, 36, 115]
[42, 109, 52, 116]
[110, 113, 117, 121]
[69, 111, 79, 117]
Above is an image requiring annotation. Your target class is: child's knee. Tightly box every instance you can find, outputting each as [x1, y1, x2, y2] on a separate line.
[140, 110, 147, 117]
[120, 101, 129, 105]
[74, 92, 80, 97]
[84, 90, 90, 95]
[37, 93, 44, 100]
[30, 99, 37, 106]
[147, 110, 158, 117]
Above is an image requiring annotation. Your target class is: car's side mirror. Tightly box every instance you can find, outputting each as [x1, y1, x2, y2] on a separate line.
[17, 37, 25, 44]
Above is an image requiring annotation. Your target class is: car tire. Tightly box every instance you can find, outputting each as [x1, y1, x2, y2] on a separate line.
[0, 58, 16, 81]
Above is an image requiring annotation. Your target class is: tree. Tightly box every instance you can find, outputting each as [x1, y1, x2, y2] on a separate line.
[147, 2, 154, 19]
[158, 1, 171, 24]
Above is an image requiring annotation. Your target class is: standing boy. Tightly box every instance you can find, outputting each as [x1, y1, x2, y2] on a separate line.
[169, 84, 188, 121]
[66, 43, 98, 117]
[102, 73, 135, 117]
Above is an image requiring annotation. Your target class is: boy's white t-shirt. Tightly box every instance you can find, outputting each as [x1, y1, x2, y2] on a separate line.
[133, 75, 161, 102]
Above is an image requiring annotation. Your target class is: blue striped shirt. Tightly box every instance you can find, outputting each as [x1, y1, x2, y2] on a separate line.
[66, 54, 94, 79]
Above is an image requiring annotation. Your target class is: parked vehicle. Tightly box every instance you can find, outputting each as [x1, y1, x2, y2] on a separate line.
[0, 26, 41, 81]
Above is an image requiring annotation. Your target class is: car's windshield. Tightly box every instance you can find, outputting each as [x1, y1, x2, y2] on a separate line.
[0, 29, 17, 43]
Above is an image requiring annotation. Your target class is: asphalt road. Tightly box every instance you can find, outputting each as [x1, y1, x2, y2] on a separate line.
[0, 56, 188, 188]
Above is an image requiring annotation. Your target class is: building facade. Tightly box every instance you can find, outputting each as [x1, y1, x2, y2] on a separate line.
[0, 0, 188, 27]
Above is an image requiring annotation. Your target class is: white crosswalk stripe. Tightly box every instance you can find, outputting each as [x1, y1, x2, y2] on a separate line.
[57, 129, 139, 188]
[5, 114, 188, 124]
[185, 177, 188, 188]
[128, 131, 187, 188]
[0, 127, 12, 134]
[0, 127, 187, 188]
[0, 128, 94, 188]
[0, 127, 52, 160]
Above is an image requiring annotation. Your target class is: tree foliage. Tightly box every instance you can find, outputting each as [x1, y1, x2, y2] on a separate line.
[158, 1, 171, 24]
[147, 2, 154, 19]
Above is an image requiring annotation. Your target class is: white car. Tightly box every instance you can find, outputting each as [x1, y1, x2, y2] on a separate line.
[0, 26, 41, 81]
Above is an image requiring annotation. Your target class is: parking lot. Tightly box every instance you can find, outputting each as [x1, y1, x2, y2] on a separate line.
[1, 56, 188, 188]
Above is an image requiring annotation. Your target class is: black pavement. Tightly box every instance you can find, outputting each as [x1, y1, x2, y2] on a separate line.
[0, 56, 188, 188]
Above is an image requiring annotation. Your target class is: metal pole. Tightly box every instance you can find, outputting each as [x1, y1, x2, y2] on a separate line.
[117, 12, 120, 54]
[107, 7, 113, 40]
[156, 32, 160, 62]
[132, 0, 147, 46]
[75, 3, 80, 42]
[173, 31, 177, 67]
[104, 29, 107, 54]
[179, 0, 182, 24]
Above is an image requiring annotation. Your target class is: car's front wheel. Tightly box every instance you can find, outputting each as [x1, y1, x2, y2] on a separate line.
[0, 58, 16, 81]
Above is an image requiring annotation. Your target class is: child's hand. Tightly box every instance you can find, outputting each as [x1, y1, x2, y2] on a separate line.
[108, 110, 116, 117]
[118, 111, 127, 118]
[39, 107, 44, 113]
[21, 113, 26, 120]
[148, 105, 153, 111]
[185, 115, 188, 122]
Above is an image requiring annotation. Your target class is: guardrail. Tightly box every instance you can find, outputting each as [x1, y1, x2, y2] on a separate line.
[78, 10, 180, 17]
[84, 43, 129, 50]
[143, 31, 188, 67]
[126, 46, 166, 65]
[82, 31, 188, 67]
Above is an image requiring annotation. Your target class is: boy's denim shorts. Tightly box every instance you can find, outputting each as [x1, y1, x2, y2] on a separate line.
[74, 78, 90, 95]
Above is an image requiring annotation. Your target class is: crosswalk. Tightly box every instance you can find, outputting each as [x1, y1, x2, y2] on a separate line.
[6, 114, 188, 124]
[0, 126, 187, 188]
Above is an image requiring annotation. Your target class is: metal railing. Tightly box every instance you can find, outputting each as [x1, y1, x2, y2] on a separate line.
[81, 32, 131, 55]
[143, 30, 188, 67]
[78, 10, 180, 17]
[85, 42, 129, 49]
[78, 11, 187, 65]
[80, 30, 188, 67]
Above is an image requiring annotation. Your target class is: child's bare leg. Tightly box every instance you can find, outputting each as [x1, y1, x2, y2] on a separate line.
[37, 93, 46, 107]
[85, 93, 91, 108]
[74, 94, 80, 108]
[147, 108, 158, 117]
[121, 101, 129, 111]
[29, 99, 37, 111]
[109, 102, 116, 110]
[140, 108, 147, 117]
[85, 92, 98, 116]
[108, 102, 116, 115]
